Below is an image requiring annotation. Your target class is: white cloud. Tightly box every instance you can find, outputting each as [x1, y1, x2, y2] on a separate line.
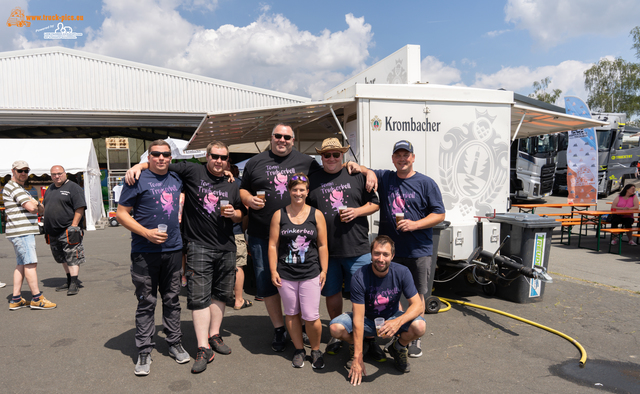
[485, 29, 510, 38]
[420, 55, 462, 85]
[505, 0, 640, 48]
[472, 59, 594, 104]
[79, 0, 373, 99]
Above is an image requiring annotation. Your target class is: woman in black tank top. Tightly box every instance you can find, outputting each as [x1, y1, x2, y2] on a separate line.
[268, 172, 328, 369]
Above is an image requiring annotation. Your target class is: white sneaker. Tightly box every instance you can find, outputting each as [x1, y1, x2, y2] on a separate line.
[629, 240, 637, 246]
[0, 282, 6, 288]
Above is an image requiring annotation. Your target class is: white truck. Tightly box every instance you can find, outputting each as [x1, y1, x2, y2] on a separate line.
[187, 45, 604, 269]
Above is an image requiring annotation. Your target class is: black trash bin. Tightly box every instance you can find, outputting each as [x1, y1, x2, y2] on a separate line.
[488, 213, 559, 303]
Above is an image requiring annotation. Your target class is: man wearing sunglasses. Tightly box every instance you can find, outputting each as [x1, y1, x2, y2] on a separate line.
[125, 140, 245, 374]
[357, 140, 445, 359]
[117, 141, 189, 376]
[42, 165, 87, 296]
[4, 160, 56, 311]
[240, 123, 323, 352]
[307, 138, 381, 359]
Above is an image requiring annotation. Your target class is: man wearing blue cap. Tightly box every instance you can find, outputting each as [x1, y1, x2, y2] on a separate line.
[358, 140, 445, 358]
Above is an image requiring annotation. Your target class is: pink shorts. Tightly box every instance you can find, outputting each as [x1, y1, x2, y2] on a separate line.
[278, 275, 322, 322]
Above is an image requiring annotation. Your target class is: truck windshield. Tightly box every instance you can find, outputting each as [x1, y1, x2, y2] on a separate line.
[536, 134, 557, 154]
[597, 130, 613, 152]
[557, 132, 568, 151]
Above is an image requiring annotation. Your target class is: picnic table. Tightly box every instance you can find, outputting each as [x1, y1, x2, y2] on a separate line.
[576, 209, 640, 252]
[512, 203, 596, 215]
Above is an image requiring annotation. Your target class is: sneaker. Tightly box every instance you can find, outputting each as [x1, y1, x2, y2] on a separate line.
[134, 353, 152, 376]
[30, 296, 57, 310]
[272, 328, 288, 352]
[302, 332, 310, 347]
[67, 280, 79, 296]
[209, 334, 231, 355]
[346, 344, 355, 369]
[611, 238, 618, 245]
[325, 337, 342, 355]
[292, 348, 305, 368]
[9, 298, 29, 310]
[388, 338, 411, 373]
[311, 349, 325, 369]
[630, 240, 637, 246]
[56, 282, 69, 292]
[191, 347, 214, 374]
[0, 281, 6, 288]
[408, 337, 422, 358]
[168, 342, 190, 364]
[365, 337, 387, 362]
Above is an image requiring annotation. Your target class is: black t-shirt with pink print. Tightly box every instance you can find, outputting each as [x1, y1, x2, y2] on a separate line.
[240, 149, 322, 239]
[170, 162, 245, 252]
[276, 206, 321, 281]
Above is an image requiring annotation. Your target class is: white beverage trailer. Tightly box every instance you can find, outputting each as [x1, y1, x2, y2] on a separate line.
[187, 45, 605, 267]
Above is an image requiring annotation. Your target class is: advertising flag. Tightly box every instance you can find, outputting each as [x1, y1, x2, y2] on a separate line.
[564, 96, 598, 204]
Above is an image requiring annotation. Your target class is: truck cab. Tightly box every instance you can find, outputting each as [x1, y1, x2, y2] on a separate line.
[510, 134, 558, 200]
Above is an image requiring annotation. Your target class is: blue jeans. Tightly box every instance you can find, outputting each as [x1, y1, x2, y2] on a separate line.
[330, 310, 426, 337]
[321, 254, 371, 297]
[247, 235, 278, 298]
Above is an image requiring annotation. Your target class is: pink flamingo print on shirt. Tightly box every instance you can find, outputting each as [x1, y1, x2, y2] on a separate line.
[391, 195, 405, 215]
[203, 193, 218, 214]
[160, 192, 174, 216]
[329, 190, 345, 211]
[274, 173, 288, 198]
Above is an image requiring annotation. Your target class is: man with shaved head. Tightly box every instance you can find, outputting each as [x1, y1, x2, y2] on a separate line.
[42, 165, 87, 296]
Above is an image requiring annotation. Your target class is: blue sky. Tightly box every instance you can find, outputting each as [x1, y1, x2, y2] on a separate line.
[2, 0, 639, 103]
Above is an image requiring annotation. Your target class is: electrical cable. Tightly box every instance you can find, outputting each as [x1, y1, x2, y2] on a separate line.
[437, 297, 587, 366]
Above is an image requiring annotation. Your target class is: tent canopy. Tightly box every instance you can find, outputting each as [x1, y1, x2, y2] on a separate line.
[1, 138, 105, 231]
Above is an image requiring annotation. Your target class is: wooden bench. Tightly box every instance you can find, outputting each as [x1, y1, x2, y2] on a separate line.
[559, 219, 598, 245]
[600, 228, 638, 254]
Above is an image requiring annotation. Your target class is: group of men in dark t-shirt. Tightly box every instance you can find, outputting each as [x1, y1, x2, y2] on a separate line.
[119, 125, 445, 383]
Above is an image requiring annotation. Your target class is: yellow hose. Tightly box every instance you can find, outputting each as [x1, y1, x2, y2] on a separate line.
[437, 297, 587, 366]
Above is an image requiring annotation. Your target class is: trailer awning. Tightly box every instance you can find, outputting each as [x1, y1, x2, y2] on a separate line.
[187, 99, 355, 150]
[511, 104, 607, 140]
[187, 99, 609, 150]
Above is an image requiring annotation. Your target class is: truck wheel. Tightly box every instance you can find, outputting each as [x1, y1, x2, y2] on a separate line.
[109, 218, 119, 227]
[425, 296, 441, 314]
[482, 283, 497, 296]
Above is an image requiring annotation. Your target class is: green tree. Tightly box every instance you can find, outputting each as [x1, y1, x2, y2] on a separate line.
[631, 26, 640, 60]
[528, 77, 562, 104]
[584, 57, 640, 116]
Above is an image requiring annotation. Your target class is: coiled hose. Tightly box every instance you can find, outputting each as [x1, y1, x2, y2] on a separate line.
[437, 297, 587, 366]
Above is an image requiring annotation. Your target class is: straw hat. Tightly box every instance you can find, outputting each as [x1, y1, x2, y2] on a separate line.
[315, 138, 350, 154]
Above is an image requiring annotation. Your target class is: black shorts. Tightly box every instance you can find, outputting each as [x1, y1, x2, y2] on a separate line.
[185, 242, 236, 310]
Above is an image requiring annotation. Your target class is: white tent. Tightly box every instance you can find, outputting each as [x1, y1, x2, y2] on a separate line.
[139, 137, 206, 163]
[1, 139, 106, 231]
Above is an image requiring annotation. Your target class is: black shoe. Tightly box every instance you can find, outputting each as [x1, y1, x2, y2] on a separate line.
[272, 328, 287, 352]
[209, 334, 231, 355]
[56, 282, 69, 292]
[388, 338, 410, 373]
[325, 337, 342, 355]
[311, 350, 324, 369]
[191, 347, 214, 373]
[292, 348, 305, 368]
[67, 280, 79, 296]
[365, 337, 387, 362]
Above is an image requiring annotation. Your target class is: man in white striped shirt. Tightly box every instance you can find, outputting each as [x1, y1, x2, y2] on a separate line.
[3, 160, 56, 310]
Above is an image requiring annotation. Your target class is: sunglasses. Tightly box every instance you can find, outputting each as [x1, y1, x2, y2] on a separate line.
[149, 151, 171, 158]
[273, 133, 293, 141]
[210, 154, 229, 161]
[16, 169, 30, 174]
[322, 152, 341, 159]
[291, 175, 308, 182]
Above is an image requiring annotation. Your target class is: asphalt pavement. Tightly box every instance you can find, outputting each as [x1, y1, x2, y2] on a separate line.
[1, 192, 640, 393]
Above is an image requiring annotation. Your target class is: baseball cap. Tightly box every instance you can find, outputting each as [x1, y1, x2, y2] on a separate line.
[392, 140, 414, 154]
[12, 160, 29, 170]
